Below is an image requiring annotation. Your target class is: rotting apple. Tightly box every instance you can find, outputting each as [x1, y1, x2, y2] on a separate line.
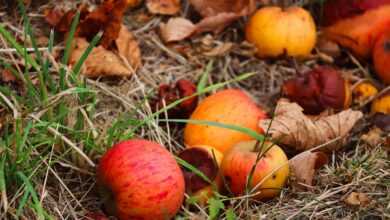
[97, 139, 185, 220]
[246, 6, 316, 58]
[373, 31, 390, 84]
[220, 140, 289, 200]
[282, 66, 351, 114]
[178, 145, 223, 205]
[184, 89, 267, 154]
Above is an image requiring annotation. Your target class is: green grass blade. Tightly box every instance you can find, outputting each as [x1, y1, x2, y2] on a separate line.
[197, 60, 213, 93]
[17, 172, 45, 219]
[175, 156, 212, 184]
[0, 26, 40, 71]
[163, 119, 265, 142]
[71, 32, 102, 78]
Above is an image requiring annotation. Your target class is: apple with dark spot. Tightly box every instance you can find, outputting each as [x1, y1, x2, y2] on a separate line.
[97, 139, 185, 220]
[220, 141, 289, 200]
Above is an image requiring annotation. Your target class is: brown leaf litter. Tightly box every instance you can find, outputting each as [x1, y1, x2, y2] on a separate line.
[289, 151, 328, 189]
[160, 0, 257, 42]
[69, 25, 141, 77]
[260, 99, 363, 152]
[146, 0, 181, 15]
[45, 0, 142, 77]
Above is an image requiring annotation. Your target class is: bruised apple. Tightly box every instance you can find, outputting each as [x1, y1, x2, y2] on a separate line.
[246, 6, 316, 58]
[97, 139, 185, 220]
[184, 89, 267, 154]
[283, 66, 351, 114]
[220, 141, 289, 200]
[178, 145, 223, 205]
[373, 31, 390, 84]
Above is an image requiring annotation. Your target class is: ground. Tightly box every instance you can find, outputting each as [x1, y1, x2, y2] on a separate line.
[0, 0, 389, 219]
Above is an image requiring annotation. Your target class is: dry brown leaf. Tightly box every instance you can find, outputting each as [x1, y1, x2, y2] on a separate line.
[259, 99, 363, 152]
[361, 128, 385, 147]
[160, 18, 196, 42]
[289, 152, 328, 189]
[189, 0, 256, 17]
[344, 192, 370, 207]
[160, 13, 240, 42]
[203, 42, 234, 57]
[1, 69, 16, 82]
[159, 0, 256, 42]
[195, 12, 241, 34]
[146, 0, 181, 15]
[69, 25, 141, 78]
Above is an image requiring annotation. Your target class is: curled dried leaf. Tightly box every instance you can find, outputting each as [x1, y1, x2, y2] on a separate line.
[153, 79, 198, 118]
[352, 82, 379, 105]
[160, 18, 196, 42]
[289, 151, 328, 189]
[344, 192, 370, 207]
[259, 99, 363, 152]
[146, 0, 181, 15]
[69, 25, 141, 77]
[189, 0, 256, 17]
[372, 92, 390, 114]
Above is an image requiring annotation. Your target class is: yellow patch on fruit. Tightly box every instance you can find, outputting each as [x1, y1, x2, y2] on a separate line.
[372, 93, 390, 114]
[353, 82, 379, 103]
[246, 6, 316, 58]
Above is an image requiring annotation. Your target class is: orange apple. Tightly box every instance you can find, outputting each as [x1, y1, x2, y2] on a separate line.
[97, 139, 185, 220]
[246, 6, 316, 58]
[220, 141, 289, 200]
[184, 89, 267, 154]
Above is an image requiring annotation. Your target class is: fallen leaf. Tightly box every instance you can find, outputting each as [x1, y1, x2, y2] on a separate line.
[160, 18, 196, 42]
[69, 25, 141, 77]
[44, 8, 65, 27]
[203, 42, 234, 57]
[259, 99, 363, 152]
[344, 192, 370, 207]
[361, 127, 385, 147]
[160, 13, 240, 42]
[195, 12, 241, 34]
[289, 151, 328, 189]
[189, 0, 256, 17]
[159, 0, 255, 42]
[153, 79, 198, 118]
[324, 5, 390, 58]
[1, 69, 16, 82]
[146, 0, 181, 15]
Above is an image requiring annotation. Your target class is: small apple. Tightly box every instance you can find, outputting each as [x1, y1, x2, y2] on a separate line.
[178, 145, 223, 205]
[97, 139, 185, 220]
[220, 141, 289, 200]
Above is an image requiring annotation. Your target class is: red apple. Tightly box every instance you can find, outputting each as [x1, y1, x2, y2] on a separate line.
[97, 139, 185, 220]
[220, 141, 289, 200]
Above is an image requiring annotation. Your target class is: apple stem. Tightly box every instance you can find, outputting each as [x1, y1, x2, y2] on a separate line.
[278, 0, 288, 9]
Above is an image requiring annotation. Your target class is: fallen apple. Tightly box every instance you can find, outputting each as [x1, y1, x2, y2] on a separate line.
[372, 92, 390, 114]
[282, 66, 351, 114]
[97, 139, 185, 220]
[184, 89, 267, 154]
[220, 141, 289, 200]
[246, 6, 316, 58]
[178, 145, 223, 205]
[373, 31, 390, 84]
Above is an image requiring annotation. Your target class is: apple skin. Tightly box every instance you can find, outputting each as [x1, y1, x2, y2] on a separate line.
[97, 139, 185, 220]
[220, 141, 289, 200]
